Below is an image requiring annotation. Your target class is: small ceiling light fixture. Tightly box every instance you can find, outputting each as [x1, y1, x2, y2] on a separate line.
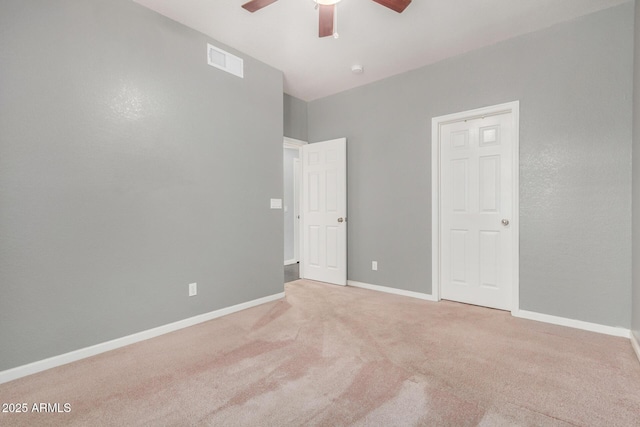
[351, 64, 364, 74]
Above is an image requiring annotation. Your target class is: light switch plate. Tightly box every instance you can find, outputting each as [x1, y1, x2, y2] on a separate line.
[270, 198, 282, 209]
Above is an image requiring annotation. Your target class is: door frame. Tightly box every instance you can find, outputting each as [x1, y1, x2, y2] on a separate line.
[431, 101, 520, 313]
[293, 157, 301, 263]
[284, 137, 306, 273]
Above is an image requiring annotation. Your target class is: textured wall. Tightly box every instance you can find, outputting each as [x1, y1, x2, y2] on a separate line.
[0, 0, 284, 371]
[633, 0, 640, 342]
[284, 94, 308, 141]
[308, 4, 633, 328]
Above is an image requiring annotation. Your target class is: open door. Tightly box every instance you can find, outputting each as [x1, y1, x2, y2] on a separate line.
[301, 138, 347, 286]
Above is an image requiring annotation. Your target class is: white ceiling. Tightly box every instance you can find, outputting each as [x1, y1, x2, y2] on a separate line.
[132, 0, 628, 101]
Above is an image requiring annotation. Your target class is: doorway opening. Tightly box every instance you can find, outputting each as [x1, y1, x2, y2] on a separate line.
[284, 137, 305, 282]
[283, 137, 348, 286]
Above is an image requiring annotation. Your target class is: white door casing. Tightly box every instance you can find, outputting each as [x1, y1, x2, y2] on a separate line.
[432, 102, 519, 312]
[302, 138, 347, 286]
[284, 137, 305, 269]
[293, 158, 301, 263]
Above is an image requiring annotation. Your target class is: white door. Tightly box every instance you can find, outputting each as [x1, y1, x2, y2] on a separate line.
[439, 111, 514, 310]
[301, 138, 347, 286]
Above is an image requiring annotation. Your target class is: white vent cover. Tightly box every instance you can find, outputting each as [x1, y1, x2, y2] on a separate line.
[207, 43, 243, 78]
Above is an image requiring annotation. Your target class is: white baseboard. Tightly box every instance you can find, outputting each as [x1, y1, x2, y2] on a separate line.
[631, 331, 640, 364]
[0, 291, 285, 385]
[347, 280, 438, 302]
[284, 259, 297, 266]
[512, 309, 631, 338]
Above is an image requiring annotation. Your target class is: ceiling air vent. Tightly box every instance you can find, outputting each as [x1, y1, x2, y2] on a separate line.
[207, 43, 244, 78]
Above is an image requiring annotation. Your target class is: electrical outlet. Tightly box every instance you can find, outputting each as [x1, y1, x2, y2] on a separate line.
[188, 282, 197, 297]
[372, 261, 378, 271]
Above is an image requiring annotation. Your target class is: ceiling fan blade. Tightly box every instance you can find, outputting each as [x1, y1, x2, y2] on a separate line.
[241, 0, 278, 13]
[371, 0, 412, 13]
[318, 4, 334, 38]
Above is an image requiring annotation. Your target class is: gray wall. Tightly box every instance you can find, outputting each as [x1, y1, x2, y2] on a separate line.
[284, 94, 308, 141]
[0, 0, 284, 371]
[633, 0, 640, 342]
[308, 3, 633, 328]
[284, 148, 299, 262]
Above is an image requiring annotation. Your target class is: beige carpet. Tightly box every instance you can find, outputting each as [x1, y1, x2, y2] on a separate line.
[1, 279, 639, 426]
